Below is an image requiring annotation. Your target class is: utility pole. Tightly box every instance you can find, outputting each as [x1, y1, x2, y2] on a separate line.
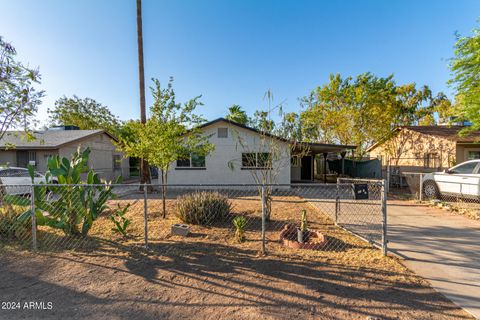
[136, 0, 151, 185]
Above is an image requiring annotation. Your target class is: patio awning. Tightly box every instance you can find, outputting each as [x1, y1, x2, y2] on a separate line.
[294, 142, 357, 154]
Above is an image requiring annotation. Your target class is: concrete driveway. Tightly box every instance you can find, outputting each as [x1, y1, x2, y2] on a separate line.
[388, 200, 480, 319]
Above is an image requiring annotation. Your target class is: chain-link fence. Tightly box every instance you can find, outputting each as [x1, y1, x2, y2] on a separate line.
[401, 172, 480, 220]
[0, 181, 387, 255]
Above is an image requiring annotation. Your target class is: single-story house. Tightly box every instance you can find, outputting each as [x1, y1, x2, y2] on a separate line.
[0, 126, 129, 181]
[367, 125, 480, 173]
[166, 118, 356, 185]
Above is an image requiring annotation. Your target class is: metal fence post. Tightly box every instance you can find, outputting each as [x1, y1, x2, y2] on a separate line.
[381, 179, 387, 256]
[143, 183, 148, 249]
[419, 173, 423, 202]
[261, 185, 266, 255]
[335, 181, 339, 224]
[31, 185, 37, 251]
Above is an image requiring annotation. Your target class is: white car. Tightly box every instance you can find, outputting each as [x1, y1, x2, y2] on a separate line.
[422, 160, 480, 199]
[0, 167, 47, 195]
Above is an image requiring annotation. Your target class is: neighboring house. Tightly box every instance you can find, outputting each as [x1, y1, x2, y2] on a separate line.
[367, 125, 480, 173]
[0, 126, 129, 181]
[166, 118, 355, 185]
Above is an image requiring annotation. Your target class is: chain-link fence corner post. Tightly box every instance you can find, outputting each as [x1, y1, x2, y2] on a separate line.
[335, 180, 340, 225]
[143, 183, 149, 249]
[381, 179, 387, 256]
[31, 184, 37, 251]
[261, 185, 266, 255]
[419, 173, 423, 202]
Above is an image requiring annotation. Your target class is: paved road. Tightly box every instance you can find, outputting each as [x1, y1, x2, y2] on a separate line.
[388, 200, 480, 319]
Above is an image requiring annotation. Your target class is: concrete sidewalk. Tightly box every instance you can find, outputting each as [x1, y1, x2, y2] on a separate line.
[388, 200, 480, 319]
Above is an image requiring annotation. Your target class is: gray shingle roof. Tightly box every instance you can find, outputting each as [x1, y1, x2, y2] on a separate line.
[0, 130, 109, 149]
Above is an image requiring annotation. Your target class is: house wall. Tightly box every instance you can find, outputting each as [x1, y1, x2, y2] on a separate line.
[290, 160, 301, 181]
[0, 151, 17, 167]
[369, 128, 456, 173]
[456, 144, 480, 163]
[0, 149, 58, 172]
[58, 133, 129, 181]
[34, 150, 59, 172]
[165, 121, 291, 186]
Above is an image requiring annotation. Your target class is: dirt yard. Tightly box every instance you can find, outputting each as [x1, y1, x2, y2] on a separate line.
[0, 190, 473, 319]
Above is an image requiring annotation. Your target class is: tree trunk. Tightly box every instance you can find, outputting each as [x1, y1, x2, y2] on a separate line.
[161, 170, 167, 219]
[136, 0, 151, 185]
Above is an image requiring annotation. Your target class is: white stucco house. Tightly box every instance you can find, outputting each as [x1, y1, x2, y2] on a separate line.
[166, 118, 355, 185]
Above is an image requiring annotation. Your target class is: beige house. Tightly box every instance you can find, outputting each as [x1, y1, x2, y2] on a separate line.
[0, 127, 129, 181]
[367, 126, 480, 173]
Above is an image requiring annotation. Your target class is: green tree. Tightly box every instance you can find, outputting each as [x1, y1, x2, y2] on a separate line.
[48, 96, 121, 135]
[250, 110, 275, 132]
[448, 24, 480, 132]
[276, 112, 303, 141]
[225, 104, 249, 125]
[300, 73, 438, 156]
[0, 36, 44, 141]
[117, 78, 214, 218]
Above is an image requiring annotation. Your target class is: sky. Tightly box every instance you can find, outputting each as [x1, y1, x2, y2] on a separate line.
[1, 0, 479, 127]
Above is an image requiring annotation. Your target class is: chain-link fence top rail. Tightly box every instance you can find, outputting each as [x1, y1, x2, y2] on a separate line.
[401, 172, 480, 219]
[0, 182, 386, 255]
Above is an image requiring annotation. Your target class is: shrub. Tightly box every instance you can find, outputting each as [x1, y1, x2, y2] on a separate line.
[0, 204, 29, 239]
[176, 191, 231, 225]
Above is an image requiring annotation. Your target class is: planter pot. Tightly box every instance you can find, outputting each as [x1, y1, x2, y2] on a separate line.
[297, 228, 304, 243]
[171, 224, 190, 236]
[280, 224, 327, 251]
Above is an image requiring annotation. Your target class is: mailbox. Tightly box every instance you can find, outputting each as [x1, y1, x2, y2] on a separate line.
[353, 184, 369, 200]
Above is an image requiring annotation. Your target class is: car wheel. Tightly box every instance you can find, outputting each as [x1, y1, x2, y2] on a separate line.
[423, 181, 439, 199]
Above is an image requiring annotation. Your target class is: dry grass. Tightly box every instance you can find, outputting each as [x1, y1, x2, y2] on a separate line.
[0, 191, 473, 319]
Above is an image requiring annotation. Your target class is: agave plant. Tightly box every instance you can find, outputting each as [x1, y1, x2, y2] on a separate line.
[6, 147, 121, 237]
[232, 216, 247, 243]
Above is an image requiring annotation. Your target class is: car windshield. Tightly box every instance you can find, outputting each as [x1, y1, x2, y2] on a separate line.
[449, 162, 479, 174]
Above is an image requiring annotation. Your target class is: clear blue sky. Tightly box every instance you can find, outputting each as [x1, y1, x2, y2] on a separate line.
[1, 0, 479, 126]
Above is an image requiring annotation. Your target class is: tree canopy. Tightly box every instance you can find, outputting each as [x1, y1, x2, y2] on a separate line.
[0, 36, 44, 141]
[117, 77, 214, 217]
[448, 24, 480, 132]
[48, 96, 122, 136]
[300, 73, 449, 156]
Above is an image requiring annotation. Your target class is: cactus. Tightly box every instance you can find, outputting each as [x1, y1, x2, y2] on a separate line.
[300, 210, 308, 233]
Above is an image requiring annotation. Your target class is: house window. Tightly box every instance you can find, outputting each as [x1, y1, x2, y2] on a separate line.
[191, 154, 206, 167]
[423, 153, 438, 169]
[218, 127, 228, 138]
[241, 152, 272, 169]
[176, 154, 206, 169]
[291, 156, 300, 167]
[112, 154, 122, 170]
[468, 151, 480, 160]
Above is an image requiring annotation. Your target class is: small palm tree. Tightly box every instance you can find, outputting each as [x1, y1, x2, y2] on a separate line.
[225, 105, 249, 125]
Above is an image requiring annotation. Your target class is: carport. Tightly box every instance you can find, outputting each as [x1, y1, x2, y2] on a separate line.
[291, 143, 356, 183]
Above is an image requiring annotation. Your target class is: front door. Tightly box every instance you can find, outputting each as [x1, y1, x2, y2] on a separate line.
[301, 156, 312, 180]
[16, 151, 29, 168]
